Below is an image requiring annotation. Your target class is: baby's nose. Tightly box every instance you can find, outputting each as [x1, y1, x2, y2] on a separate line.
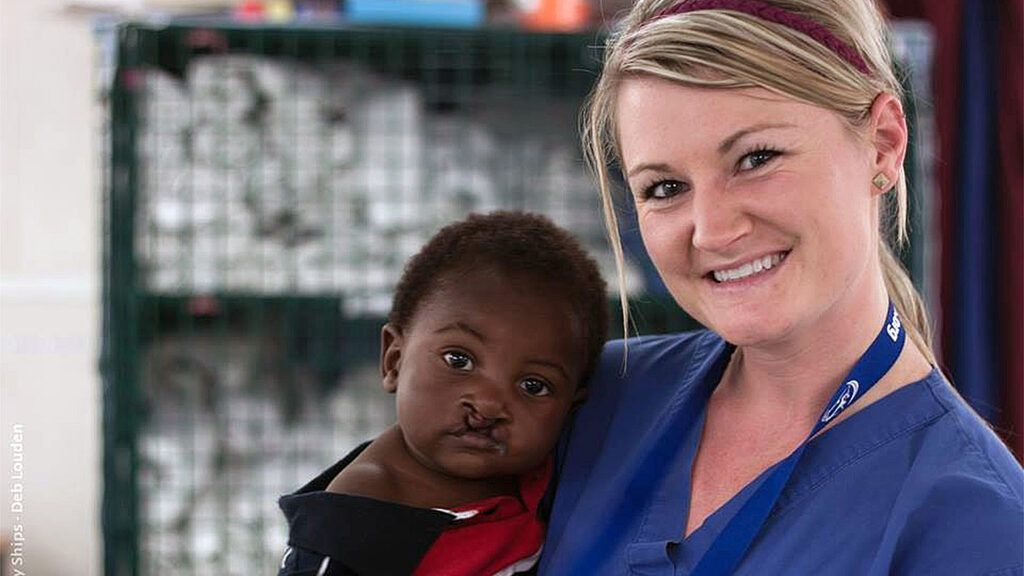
[462, 399, 506, 427]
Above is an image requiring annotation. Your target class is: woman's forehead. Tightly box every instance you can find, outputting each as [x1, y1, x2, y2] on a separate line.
[617, 77, 807, 123]
[615, 77, 841, 157]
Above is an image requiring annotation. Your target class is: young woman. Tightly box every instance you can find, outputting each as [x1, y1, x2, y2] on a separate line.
[540, 1, 1024, 574]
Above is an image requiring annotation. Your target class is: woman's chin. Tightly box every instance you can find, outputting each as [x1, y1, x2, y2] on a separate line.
[709, 315, 792, 347]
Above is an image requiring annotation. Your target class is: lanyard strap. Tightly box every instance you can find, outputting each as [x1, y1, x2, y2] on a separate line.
[692, 301, 906, 576]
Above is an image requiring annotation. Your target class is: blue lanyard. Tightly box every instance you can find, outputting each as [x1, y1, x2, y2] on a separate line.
[692, 301, 906, 575]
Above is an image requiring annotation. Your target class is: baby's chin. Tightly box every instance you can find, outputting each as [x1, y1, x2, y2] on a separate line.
[435, 451, 538, 482]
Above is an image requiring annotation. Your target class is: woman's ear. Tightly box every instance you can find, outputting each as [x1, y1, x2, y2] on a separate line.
[867, 92, 908, 196]
[380, 324, 403, 393]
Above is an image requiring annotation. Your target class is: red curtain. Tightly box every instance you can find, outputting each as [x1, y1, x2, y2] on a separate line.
[884, 0, 1023, 460]
[995, 0, 1022, 461]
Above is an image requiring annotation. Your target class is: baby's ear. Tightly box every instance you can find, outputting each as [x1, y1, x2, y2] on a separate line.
[380, 324, 403, 393]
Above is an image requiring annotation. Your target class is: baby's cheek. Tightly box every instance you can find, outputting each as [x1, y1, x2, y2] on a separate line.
[525, 411, 569, 452]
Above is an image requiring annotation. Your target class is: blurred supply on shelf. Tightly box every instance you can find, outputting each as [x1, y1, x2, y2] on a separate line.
[232, 0, 266, 19]
[519, 0, 590, 32]
[63, 0, 234, 15]
[346, 0, 485, 27]
[265, 0, 296, 20]
[233, 0, 311, 21]
[133, 51, 640, 314]
[294, 0, 344, 15]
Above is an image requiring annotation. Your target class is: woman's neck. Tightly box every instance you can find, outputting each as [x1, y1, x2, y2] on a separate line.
[723, 276, 892, 427]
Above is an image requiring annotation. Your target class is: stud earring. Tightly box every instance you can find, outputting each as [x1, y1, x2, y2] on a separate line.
[872, 173, 891, 191]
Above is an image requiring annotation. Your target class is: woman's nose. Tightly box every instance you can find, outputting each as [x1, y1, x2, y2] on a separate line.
[690, 184, 751, 252]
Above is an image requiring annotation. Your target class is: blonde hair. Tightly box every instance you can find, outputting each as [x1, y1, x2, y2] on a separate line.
[583, 0, 936, 363]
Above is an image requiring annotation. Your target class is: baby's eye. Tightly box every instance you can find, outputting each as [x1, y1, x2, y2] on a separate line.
[442, 351, 474, 371]
[737, 148, 781, 172]
[641, 179, 687, 200]
[519, 378, 552, 397]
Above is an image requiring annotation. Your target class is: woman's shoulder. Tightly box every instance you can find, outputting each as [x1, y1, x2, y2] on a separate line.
[602, 327, 719, 352]
[919, 373, 1024, 503]
[581, 329, 723, 406]
[596, 329, 724, 378]
[565, 329, 725, 441]
[886, 373, 1023, 574]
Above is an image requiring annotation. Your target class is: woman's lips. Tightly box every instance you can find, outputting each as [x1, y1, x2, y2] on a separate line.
[708, 250, 789, 283]
[705, 250, 790, 290]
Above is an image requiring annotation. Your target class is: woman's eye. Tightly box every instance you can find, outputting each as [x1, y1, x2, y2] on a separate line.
[442, 351, 474, 371]
[641, 179, 686, 200]
[738, 148, 781, 172]
[519, 378, 552, 397]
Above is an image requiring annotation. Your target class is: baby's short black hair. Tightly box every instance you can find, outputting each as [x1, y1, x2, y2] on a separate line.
[389, 211, 608, 382]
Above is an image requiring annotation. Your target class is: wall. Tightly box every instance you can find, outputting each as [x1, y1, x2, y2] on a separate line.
[0, 0, 102, 574]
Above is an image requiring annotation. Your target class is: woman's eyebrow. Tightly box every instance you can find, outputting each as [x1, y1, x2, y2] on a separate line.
[717, 122, 796, 154]
[626, 162, 673, 179]
[626, 123, 797, 178]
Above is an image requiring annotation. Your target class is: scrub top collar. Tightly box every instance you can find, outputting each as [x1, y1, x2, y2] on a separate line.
[640, 333, 948, 570]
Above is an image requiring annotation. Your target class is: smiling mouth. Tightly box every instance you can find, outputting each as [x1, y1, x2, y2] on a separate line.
[708, 251, 789, 284]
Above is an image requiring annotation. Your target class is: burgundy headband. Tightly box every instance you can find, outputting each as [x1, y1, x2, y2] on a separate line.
[653, 0, 873, 76]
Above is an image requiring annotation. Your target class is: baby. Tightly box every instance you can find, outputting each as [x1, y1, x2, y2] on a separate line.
[279, 212, 608, 576]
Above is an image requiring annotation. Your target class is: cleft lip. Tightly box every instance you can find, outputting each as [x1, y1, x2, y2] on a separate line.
[451, 409, 509, 455]
[464, 406, 497, 430]
[452, 426, 508, 455]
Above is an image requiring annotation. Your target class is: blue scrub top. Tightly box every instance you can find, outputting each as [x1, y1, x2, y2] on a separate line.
[540, 331, 1024, 575]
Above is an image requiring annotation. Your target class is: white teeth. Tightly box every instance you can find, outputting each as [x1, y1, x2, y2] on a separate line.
[712, 252, 786, 283]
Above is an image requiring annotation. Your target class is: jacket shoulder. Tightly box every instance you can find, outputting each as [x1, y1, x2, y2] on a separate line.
[597, 330, 718, 378]
[891, 378, 1024, 574]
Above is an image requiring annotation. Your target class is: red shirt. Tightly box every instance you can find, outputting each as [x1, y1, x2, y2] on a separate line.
[414, 458, 551, 575]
